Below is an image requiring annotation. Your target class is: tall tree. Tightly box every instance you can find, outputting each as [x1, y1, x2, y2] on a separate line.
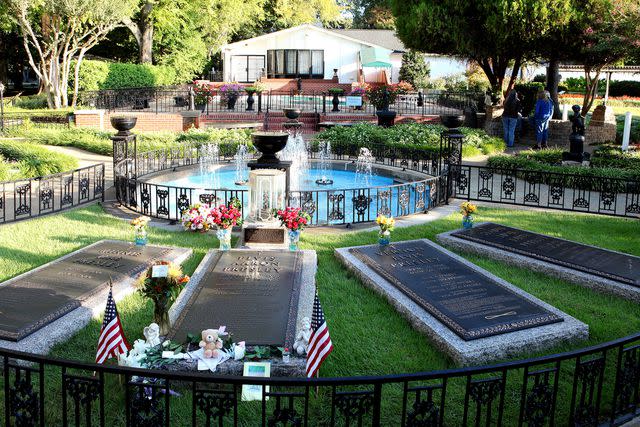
[345, 0, 393, 29]
[398, 50, 430, 88]
[391, 0, 574, 99]
[5, 0, 135, 108]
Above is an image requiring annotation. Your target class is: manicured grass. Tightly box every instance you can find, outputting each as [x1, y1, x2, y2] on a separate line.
[0, 205, 638, 425]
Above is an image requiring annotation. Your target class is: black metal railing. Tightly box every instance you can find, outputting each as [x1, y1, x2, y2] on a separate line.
[0, 111, 71, 132]
[0, 163, 105, 224]
[1, 330, 639, 425]
[453, 165, 640, 218]
[79, 87, 481, 117]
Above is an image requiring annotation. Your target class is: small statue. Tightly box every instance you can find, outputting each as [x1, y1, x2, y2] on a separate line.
[199, 329, 223, 358]
[293, 317, 312, 356]
[571, 105, 585, 136]
[143, 323, 161, 347]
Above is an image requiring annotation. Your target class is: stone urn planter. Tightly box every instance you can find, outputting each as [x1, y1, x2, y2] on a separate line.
[283, 108, 302, 120]
[440, 114, 465, 130]
[246, 91, 255, 111]
[376, 110, 397, 128]
[110, 116, 137, 135]
[227, 95, 238, 110]
[252, 132, 289, 163]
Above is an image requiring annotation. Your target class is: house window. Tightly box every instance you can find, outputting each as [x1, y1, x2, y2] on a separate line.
[267, 49, 324, 78]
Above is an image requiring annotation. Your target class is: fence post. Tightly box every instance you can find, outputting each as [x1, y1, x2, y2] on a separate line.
[322, 93, 327, 114]
[371, 383, 382, 427]
[101, 164, 105, 202]
[258, 92, 262, 113]
[0, 83, 4, 132]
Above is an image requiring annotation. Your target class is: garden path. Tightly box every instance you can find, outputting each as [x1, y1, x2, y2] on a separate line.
[42, 145, 113, 188]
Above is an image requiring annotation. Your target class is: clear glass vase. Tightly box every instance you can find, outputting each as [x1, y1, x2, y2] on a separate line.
[378, 230, 391, 247]
[153, 297, 171, 336]
[288, 229, 301, 251]
[462, 214, 474, 229]
[217, 227, 232, 251]
[134, 228, 148, 246]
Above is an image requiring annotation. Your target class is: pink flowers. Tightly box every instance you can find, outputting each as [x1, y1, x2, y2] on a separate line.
[208, 199, 243, 230]
[274, 207, 311, 231]
[180, 199, 243, 232]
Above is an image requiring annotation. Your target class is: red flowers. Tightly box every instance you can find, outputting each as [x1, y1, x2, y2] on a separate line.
[274, 207, 311, 231]
[208, 198, 243, 230]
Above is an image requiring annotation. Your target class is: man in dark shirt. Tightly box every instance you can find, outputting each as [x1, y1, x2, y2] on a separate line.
[502, 91, 521, 148]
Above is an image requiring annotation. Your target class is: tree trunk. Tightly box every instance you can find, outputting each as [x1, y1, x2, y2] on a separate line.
[582, 66, 601, 116]
[546, 57, 561, 119]
[123, 2, 154, 64]
[506, 55, 522, 94]
[140, 24, 153, 64]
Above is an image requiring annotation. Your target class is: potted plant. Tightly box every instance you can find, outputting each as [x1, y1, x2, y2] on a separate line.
[245, 86, 258, 111]
[136, 261, 190, 335]
[130, 216, 150, 245]
[274, 207, 311, 251]
[460, 201, 477, 229]
[348, 83, 368, 110]
[208, 198, 243, 251]
[193, 82, 214, 112]
[219, 83, 245, 110]
[376, 214, 395, 246]
[328, 87, 344, 112]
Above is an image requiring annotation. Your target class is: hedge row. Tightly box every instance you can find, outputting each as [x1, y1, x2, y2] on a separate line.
[562, 78, 640, 97]
[314, 123, 505, 158]
[0, 141, 79, 181]
[73, 60, 179, 92]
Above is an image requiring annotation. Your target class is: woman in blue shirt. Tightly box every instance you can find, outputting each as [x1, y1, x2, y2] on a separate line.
[534, 90, 554, 149]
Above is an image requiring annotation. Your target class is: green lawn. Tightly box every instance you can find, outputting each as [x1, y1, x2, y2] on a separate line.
[0, 204, 638, 425]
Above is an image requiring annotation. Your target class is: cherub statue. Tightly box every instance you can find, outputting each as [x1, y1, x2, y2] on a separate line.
[571, 105, 585, 136]
[143, 323, 161, 347]
[293, 317, 312, 356]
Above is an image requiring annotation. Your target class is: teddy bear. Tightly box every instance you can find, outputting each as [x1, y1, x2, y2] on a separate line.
[199, 329, 223, 358]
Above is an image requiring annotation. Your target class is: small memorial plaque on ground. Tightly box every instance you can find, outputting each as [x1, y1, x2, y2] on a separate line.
[0, 240, 191, 342]
[348, 240, 562, 340]
[336, 239, 587, 365]
[451, 223, 639, 288]
[169, 250, 306, 349]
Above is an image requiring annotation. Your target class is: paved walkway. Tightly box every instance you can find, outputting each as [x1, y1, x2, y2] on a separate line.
[42, 145, 113, 188]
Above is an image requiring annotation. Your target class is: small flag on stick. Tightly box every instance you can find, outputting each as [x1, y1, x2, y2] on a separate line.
[96, 282, 130, 364]
[306, 293, 333, 378]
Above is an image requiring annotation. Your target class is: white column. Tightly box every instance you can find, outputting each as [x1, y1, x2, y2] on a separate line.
[562, 104, 569, 121]
[622, 111, 632, 152]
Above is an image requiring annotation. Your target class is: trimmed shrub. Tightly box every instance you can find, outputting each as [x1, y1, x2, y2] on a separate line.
[609, 81, 640, 97]
[0, 141, 78, 179]
[73, 60, 179, 92]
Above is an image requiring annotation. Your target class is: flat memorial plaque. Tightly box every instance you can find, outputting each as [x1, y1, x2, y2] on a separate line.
[0, 241, 187, 341]
[349, 240, 562, 340]
[168, 250, 303, 347]
[451, 223, 640, 288]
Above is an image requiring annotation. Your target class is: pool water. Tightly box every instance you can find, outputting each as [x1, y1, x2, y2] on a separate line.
[162, 167, 395, 191]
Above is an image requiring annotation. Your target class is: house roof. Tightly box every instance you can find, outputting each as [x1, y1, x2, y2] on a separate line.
[221, 24, 401, 53]
[328, 29, 405, 53]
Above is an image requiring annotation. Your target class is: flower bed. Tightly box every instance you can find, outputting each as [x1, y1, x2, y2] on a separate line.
[314, 122, 505, 158]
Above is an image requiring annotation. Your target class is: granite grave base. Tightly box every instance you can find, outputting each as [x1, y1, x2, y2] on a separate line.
[168, 249, 317, 376]
[335, 239, 588, 366]
[437, 223, 640, 302]
[162, 355, 307, 377]
[0, 240, 192, 355]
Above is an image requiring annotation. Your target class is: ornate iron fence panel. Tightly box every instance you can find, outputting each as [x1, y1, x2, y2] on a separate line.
[0, 164, 105, 225]
[454, 165, 640, 219]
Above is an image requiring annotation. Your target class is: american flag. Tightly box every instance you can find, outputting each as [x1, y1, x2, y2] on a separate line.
[306, 293, 333, 378]
[96, 285, 130, 364]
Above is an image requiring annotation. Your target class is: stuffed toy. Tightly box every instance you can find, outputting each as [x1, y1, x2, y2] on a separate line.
[199, 329, 223, 358]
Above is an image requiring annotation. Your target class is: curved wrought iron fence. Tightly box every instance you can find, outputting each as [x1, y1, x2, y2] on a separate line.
[1, 331, 639, 425]
[0, 164, 105, 224]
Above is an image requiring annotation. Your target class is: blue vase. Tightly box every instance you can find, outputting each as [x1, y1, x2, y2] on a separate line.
[462, 215, 474, 229]
[288, 229, 300, 251]
[134, 229, 147, 246]
[217, 227, 232, 251]
[378, 230, 391, 247]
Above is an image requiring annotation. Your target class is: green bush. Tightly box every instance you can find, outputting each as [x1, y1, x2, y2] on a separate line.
[514, 82, 544, 116]
[0, 141, 78, 180]
[608, 81, 640, 97]
[11, 94, 49, 110]
[615, 114, 640, 144]
[314, 123, 505, 158]
[563, 77, 607, 93]
[73, 60, 179, 92]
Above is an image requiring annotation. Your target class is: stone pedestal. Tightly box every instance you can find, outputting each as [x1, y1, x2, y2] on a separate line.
[590, 105, 616, 126]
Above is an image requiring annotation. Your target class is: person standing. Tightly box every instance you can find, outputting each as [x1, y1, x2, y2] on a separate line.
[534, 90, 554, 149]
[501, 90, 521, 148]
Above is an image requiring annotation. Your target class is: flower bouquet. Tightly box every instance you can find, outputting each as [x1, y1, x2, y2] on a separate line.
[136, 261, 190, 335]
[130, 216, 150, 246]
[274, 207, 311, 251]
[181, 203, 213, 232]
[460, 202, 478, 229]
[218, 83, 245, 109]
[376, 214, 395, 247]
[208, 198, 243, 251]
[193, 81, 215, 110]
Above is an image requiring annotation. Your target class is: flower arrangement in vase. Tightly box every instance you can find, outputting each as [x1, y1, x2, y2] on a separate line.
[208, 198, 243, 251]
[193, 81, 214, 111]
[376, 214, 395, 247]
[218, 83, 245, 109]
[136, 261, 190, 335]
[130, 216, 150, 245]
[181, 203, 214, 232]
[274, 207, 311, 251]
[460, 202, 478, 229]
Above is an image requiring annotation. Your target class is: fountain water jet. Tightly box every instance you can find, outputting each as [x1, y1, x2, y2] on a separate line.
[200, 143, 220, 188]
[315, 140, 333, 186]
[234, 144, 249, 185]
[355, 147, 374, 187]
[278, 134, 309, 190]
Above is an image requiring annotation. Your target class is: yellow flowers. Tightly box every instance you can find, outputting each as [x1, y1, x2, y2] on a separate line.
[460, 202, 478, 216]
[130, 216, 150, 229]
[376, 215, 396, 232]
